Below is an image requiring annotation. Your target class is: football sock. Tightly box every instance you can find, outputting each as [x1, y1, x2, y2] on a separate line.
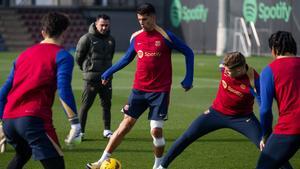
[98, 151, 111, 164]
[153, 156, 163, 169]
[157, 165, 167, 169]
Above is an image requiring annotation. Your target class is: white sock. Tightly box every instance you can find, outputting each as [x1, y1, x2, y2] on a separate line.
[157, 165, 167, 169]
[98, 151, 111, 164]
[153, 156, 163, 169]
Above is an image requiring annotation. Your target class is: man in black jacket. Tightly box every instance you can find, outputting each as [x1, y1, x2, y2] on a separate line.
[75, 14, 115, 139]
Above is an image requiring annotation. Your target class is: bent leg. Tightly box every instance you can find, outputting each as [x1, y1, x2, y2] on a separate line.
[229, 114, 293, 169]
[7, 142, 32, 169]
[41, 156, 65, 169]
[161, 110, 224, 168]
[229, 113, 262, 147]
[256, 134, 300, 169]
[94, 115, 137, 165]
[3, 119, 32, 169]
[105, 114, 136, 153]
[150, 120, 165, 169]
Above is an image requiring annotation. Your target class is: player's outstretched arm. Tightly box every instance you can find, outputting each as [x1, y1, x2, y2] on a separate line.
[101, 41, 136, 83]
[165, 30, 194, 91]
[56, 50, 81, 145]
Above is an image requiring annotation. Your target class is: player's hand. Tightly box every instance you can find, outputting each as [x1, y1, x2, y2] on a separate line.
[65, 123, 82, 146]
[181, 80, 193, 92]
[183, 85, 193, 92]
[259, 132, 271, 151]
[0, 121, 6, 153]
[102, 79, 108, 85]
[259, 139, 265, 151]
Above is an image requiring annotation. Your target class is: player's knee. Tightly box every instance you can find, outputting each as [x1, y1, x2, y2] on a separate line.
[150, 120, 164, 136]
[151, 127, 162, 137]
[152, 136, 165, 147]
[150, 120, 165, 147]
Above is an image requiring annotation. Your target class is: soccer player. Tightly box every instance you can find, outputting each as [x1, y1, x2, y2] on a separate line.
[86, 2, 194, 169]
[157, 52, 292, 169]
[256, 31, 300, 169]
[0, 12, 81, 169]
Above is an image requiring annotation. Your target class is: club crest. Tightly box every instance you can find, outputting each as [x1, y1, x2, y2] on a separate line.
[155, 41, 161, 47]
[137, 50, 144, 58]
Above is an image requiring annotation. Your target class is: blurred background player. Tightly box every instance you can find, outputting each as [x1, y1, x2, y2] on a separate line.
[86, 2, 194, 169]
[75, 14, 115, 139]
[157, 52, 292, 169]
[256, 31, 300, 169]
[0, 12, 81, 169]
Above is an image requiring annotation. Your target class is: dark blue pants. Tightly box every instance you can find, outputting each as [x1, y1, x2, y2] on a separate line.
[256, 134, 300, 169]
[3, 116, 65, 169]
[161, 108, 292, 169]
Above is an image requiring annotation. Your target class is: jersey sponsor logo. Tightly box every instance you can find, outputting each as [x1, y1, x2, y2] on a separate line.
[222, 80, 243, 97]
[228, 86, 243, 97]
[145, 51, 161, 57]
[155, 41, 161, 47]
[137, 50, 161, 58]
[137, 42, 142, 45]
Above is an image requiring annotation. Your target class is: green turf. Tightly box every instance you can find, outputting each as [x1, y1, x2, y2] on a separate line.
[0, 52, 299, 169]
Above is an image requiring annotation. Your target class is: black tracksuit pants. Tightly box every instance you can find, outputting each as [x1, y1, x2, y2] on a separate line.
[79, 80, 112, 133]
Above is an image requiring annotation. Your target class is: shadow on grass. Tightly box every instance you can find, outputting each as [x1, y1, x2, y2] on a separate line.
[79, 137, 250, 143]
[62, 147, 153, 153]
[125, 137, 250, 143]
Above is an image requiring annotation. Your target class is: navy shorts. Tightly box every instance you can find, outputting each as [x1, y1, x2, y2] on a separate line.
[126, 89, 170, 120]
[3, 116, 63, 160]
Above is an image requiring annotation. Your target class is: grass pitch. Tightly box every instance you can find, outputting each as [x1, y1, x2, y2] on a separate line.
[0, 52, 299, 169]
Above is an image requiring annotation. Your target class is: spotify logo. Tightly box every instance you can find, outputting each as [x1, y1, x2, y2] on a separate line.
[243, 0, 292, 23]
[170, 0, 208, 27]
[243, 0, 258, 23]
[170, 0, 182, 28]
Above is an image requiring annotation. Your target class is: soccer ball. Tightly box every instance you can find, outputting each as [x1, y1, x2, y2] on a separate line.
[100, 158, 122, 169]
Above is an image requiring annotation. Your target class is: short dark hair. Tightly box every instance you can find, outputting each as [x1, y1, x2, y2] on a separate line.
[96, 14, 110, 21]
[268, 31, 297, 55]
[41, 12, 70, 38]
[137, 2, 156, 15]
[223, 52, 246, 69]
